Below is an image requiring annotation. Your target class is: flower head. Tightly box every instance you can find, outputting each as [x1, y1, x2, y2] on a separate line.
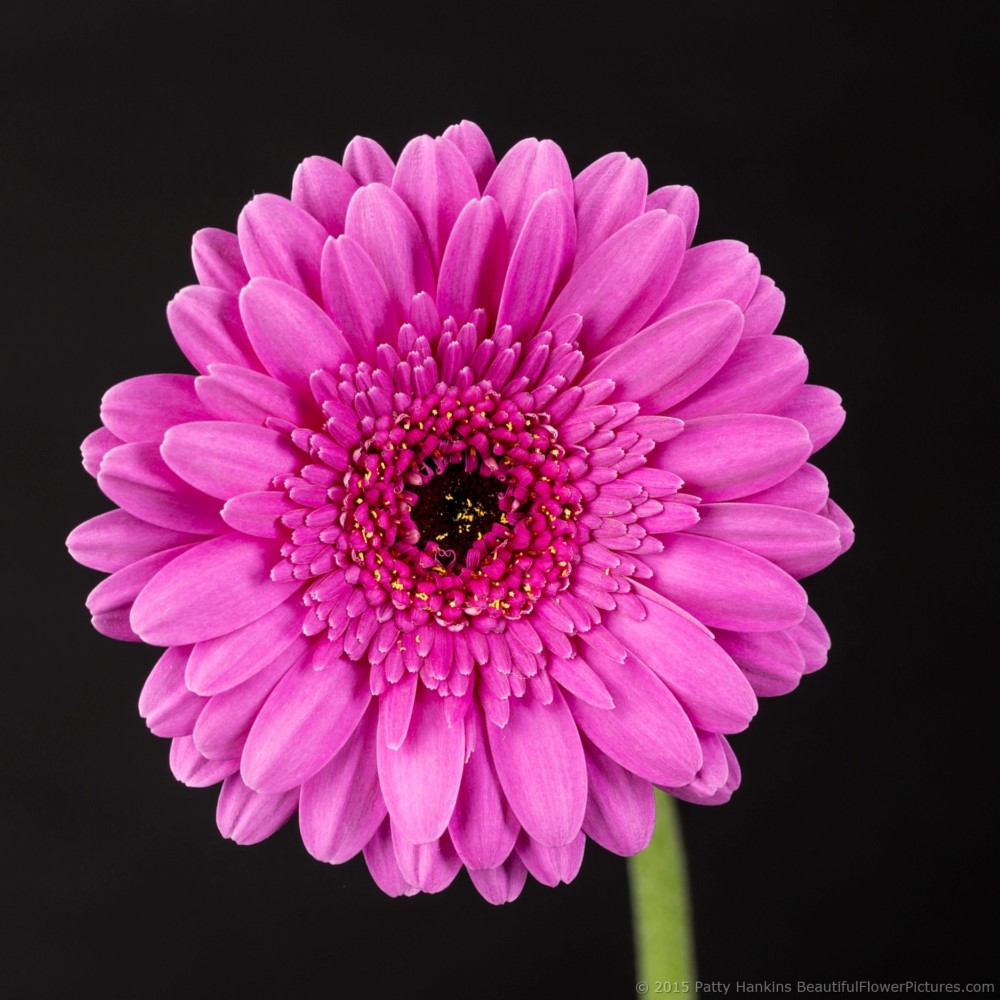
[68, 121, 853, 903]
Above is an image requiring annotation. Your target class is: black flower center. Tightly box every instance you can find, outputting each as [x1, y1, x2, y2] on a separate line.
[411, 461, 504, 564]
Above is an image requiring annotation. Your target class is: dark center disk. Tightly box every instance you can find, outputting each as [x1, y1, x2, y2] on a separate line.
[411, 462, 504, 562]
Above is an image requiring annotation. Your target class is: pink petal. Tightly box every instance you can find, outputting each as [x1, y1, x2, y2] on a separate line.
[130, 533, 299, 645]
[241, 642, 371, 794]
[663, 731, 731, 801]
[741, 462, 830, 513]
[161, 421, 301, 500]
[632, 580, 716, 637]
[167, 286, 262, 376]
[741, 275, 785, 338]
[487, 685, 587, 848]
[468, 855, 528, 904]
[575, 624, 629, 665]
[81, 426, 122, 477]
[67, 508, 203, 572]
[653, 240, 761, 321]
[641, 500, 701, 534]
[299, 701, 386, 864]
[581, 738, 655, 856]
[653, 414, 812, 502]
[573, 152, 648, 265]
[194, 364, 310, 426]
[495, 189, 576, 339]
[216, 773, 298, 845]
[191, 228, 249, 293]
[588, 300, 742, 412]
[665, 736, 741, 806]
[448, 707, 519, 870]
[220, 491, 297, 539]
[566, 646, 702, 787]
[362, 817, 419, 897]
[685, 502, 842, 579]
[515, 829, 585, 887]
[606, 595, 758, 732]
[776, 384, 846, 453]
[436, 197, 508, 326]
[789, 605, 831, 674]
[185, 597, 309, 696]
[343, 136, 395, 186]
[646, 184, 699, 247]
[714, 628, 807, 697]
[390, 825, 463, 894]
[441, 121, 497, 192]
[138, 645, 205, 737]
[87, 543, 196, 641]
[320, 235, 394, 364]
[392, 134, 480, 265]
[380, 672, 419, 751]
[670, 336, 808, 419]
[546, 654, 615, 709]
[543, 211, 686, 355]
[98, 441, 225, 535]
[240, 277, 354, 399]
[100, 374, 211, 443]
[643, 532, 807, 632]
[377, 684, 465, 844]
[344, 183, 435, 309]
[192, 635, 310, 760]
[824, 498, 855, 555]
[484, 137, 574, 245]
[291, 156, 358, 236]
[169, 735, 239, 788]
[237, 193, 326, 301]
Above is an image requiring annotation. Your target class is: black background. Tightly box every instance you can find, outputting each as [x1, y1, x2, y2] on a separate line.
[4, 2, 992, 995]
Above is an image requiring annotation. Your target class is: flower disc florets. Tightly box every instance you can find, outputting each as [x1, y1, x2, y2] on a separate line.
[310, 371, 579, 628]
[270, 308, 588, 704]
[68, 121, 853, 904]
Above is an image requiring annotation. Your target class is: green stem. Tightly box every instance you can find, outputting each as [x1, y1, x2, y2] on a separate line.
[628, 789, 696, 991]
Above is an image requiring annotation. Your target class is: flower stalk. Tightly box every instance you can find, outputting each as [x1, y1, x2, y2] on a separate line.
[629, 790, 696, 989]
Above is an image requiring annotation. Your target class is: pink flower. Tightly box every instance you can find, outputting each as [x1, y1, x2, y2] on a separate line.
[67, 121, 853, 903]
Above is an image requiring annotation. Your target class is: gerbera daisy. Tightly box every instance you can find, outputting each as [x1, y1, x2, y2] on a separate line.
[67, 120, 852, 903]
